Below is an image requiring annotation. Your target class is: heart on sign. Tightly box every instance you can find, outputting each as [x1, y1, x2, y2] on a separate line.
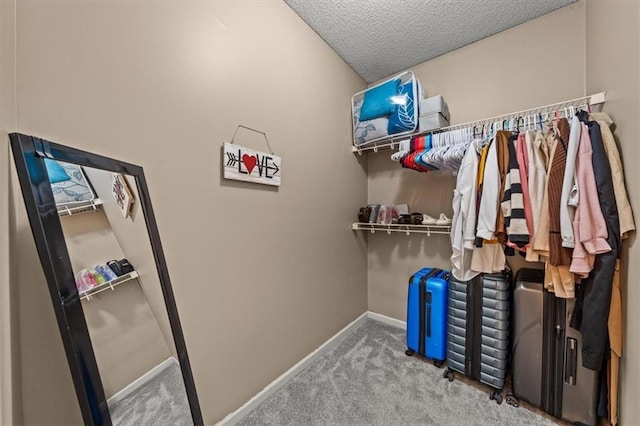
[242, 154, 258, 174]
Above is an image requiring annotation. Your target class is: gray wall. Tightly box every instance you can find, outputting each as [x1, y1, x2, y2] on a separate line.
[10, 0, 367, 424]
[367, 2, 586, 320]
[0, 0, 21, 423]
[585, 1, 640, 423]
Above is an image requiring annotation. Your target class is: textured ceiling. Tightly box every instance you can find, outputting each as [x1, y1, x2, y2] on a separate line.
[285, 0, 575, 83]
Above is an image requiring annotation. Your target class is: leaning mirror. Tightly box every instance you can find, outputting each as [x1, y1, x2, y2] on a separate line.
[10, 134, 203, 426]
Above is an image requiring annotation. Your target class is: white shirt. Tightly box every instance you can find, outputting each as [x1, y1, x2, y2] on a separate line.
[476, 138, 499, 241]
[451, 140, 481, 281]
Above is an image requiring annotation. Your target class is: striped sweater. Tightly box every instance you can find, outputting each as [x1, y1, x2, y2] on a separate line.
[501, 134, 530, 247]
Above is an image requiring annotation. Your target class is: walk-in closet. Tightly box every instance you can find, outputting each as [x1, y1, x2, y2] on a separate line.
[1, 1, 639, 425]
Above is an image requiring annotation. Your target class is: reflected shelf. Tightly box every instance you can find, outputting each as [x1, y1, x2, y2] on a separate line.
[57, 198, 103, 217]
[80, 271, 139, 301]
[352, 222, 451, 236]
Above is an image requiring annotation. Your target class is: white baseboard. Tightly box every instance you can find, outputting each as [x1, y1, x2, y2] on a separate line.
[367, 311, 406, 330]
[217, 311, 369, 425]
[107, 357, 177, 406]
[217, 311, 405, 425]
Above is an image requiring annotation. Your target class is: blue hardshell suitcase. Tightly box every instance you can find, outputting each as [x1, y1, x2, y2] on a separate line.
[406, 268, 449, 366]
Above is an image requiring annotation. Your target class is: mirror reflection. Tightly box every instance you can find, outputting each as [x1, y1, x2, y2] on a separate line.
[48, 160, 192, 426]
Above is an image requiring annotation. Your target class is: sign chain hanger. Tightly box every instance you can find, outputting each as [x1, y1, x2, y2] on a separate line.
[230, 124, 274, 155]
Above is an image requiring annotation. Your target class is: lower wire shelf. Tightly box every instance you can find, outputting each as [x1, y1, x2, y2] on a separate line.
[352, 222, 451, 235]
[79, 271, 139, 301]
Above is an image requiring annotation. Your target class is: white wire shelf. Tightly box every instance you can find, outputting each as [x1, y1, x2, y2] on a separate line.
[57, 198, 103, 217]
[79, 271, 139, 301]
[351, 92, 607, 155]
[352, 222, 451, 236]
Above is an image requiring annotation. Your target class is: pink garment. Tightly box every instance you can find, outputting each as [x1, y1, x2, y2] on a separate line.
[570, 123, 611, 277]
[517, 133, 534, 237]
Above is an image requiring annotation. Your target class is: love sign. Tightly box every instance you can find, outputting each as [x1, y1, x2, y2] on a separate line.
[223, 142, 281, 187]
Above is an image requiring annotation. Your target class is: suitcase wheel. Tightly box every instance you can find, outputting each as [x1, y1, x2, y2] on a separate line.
[505, 393, 519, 407]
[405, 349, 415, 357]
[433, 359, 444, 368]
[489, 390, 503, 405]
[443, 369, 455, 381]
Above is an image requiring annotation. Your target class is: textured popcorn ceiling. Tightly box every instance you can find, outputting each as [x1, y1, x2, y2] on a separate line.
[284, 0, 575, 83]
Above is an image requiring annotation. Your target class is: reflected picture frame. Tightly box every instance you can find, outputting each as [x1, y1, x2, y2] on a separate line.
[9, 133, 203, 425]
[111, 173, 134, 218]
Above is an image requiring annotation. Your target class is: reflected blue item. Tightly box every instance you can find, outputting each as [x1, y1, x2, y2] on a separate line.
[406, 267, 449, 362]
[44, 158, 71, 184]
[359, 78, 400, 121]
[95, 264, 118, 282]
[50, 162, 96, 204]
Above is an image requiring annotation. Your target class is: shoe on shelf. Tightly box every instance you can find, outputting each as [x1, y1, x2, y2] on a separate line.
[410, 213, 423, 225]
[421, 214, 438, 225]
[436, 213, 452, 225]
[398, 214, 412, 225]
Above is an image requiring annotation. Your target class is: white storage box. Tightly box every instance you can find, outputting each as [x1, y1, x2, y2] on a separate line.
[419, 113, 449, 132]
[419, 95, 450, 132]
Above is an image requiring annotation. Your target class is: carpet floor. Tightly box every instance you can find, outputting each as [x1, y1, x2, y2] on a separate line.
[109, 360, 193, 426]
[238, 319, 559, 425]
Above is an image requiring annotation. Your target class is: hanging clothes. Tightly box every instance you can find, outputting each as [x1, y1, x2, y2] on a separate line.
[547, 118, 573, 267]
[516, 132, 534, 244]
[451, 140, 481, 281]
[532, 131, 556, 258]
[590, 112, 636, 239]
[571, 112, 620, 371]
[472, 136, 506, 274]
[569, 122, 611, 277]
[588, 112, 633, 426]
[476, 137, 500, 241]
[608, 259, 622, 426]
[559, 116, 581, 249]
[525, 130, 548, 262]
[544, 118, 575, 298]
[502, 134, 529, 248]
[443, 109, 632, 362]
[493, 131, 512, 243]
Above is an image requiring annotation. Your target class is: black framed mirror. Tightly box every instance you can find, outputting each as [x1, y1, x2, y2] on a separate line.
[10, 133, 203, 426]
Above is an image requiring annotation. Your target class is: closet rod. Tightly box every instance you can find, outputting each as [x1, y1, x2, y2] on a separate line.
[353, 91, 606, 154]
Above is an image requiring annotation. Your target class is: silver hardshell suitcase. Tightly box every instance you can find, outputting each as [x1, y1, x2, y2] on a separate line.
[444, 272, 511, 404]
[512, 268, 598, 425]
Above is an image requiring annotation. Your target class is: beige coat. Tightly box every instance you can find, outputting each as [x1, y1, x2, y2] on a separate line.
[590, 112, 635, 239]
[532, 132, 557, 256]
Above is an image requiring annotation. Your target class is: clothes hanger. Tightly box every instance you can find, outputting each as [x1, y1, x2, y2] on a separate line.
[547, 111, 557, 130]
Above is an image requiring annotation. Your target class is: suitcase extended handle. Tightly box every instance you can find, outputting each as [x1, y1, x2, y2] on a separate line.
[565, 337, 578, 386]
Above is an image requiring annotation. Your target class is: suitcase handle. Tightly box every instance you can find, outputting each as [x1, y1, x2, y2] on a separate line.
[426, 305, 431, 338]
[565, 337, 578, 386]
